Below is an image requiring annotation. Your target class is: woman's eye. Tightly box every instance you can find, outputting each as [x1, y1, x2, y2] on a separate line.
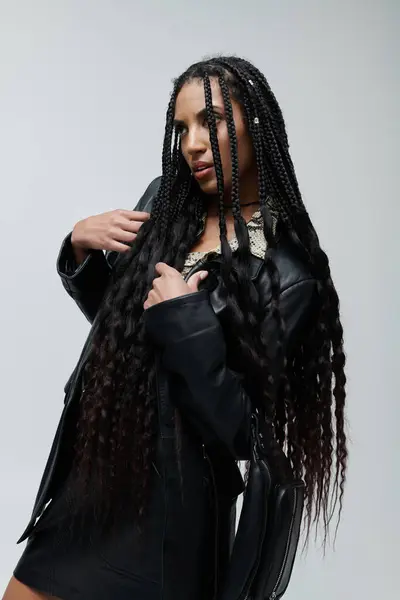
[175, 125, 187, 136]
[203, 114, 222, 127]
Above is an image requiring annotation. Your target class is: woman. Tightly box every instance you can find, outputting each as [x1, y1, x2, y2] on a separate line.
[4, 56, 347, 600]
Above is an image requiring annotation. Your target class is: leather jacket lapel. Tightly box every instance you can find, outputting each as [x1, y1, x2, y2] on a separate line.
[184, 254, 264, 317]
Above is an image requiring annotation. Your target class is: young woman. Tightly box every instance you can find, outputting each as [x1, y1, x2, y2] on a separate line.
[4, 56, 347, 600]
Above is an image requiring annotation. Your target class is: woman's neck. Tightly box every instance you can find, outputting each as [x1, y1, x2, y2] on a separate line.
[206, 194, 260, 222]
[192, 178, 259, 253]
[206, 201, 259, 229]
[206, 170, 260, 219]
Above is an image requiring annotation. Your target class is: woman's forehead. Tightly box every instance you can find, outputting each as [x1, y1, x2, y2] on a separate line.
[174, 78, 225, 120]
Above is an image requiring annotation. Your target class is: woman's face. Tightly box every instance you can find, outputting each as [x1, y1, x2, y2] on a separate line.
[174, 77, 256, 196]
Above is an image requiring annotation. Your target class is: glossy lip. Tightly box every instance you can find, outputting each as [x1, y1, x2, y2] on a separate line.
[192, 161, 214, 173]
[192, 161, 214, 181]
[193, 166, 214, 181]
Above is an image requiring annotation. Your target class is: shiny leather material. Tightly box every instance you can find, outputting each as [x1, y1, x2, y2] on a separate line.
[253, 480, 304, 599]
[219, 435, 272, 600]
[220, 413, 304, 600]
[17, 177, 318, 599]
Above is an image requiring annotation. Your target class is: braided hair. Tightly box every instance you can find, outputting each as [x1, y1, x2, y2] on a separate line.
[70, 56, 347, 544]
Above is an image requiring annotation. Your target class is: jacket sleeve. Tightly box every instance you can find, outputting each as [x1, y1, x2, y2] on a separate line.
[56, 237, 113, 324]
[56, 177, 161, 323]
[144, 279, 317, 460]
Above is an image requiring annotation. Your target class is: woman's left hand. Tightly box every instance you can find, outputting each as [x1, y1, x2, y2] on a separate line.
[143, 263, 208, 310]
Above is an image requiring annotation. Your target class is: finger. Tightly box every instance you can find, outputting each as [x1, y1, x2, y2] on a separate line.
[187, 271, 208, 292]
[143, 292, 150, 310]
[114, 227, 138, 241]
[118, 210, 151, 222]
[114, 216, 148, 234]
[119, 220, 144, 234]
[110, 228, 138, 243]
[143, 289, 158, 310]
[155, 262, 179, 277]
[104, 239, 134, 253]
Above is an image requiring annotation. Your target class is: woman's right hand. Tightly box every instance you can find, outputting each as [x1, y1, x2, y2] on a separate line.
[71, 209, 151, 256]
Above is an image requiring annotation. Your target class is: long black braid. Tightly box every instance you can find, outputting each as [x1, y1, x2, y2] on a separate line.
[203, 58, 347, 539]
[70, 56, 347, 544]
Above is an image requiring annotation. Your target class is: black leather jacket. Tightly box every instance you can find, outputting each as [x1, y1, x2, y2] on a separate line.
[17, 177, 317, 599]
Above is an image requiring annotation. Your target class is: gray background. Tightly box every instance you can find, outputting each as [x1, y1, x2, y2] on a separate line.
[0, 0, 398, 597]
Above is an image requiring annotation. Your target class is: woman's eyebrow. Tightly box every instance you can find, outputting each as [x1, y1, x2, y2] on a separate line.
[173, 105, 224, 126]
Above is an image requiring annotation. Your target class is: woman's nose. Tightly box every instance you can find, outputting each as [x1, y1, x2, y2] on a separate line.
[186, 127, 208, 156]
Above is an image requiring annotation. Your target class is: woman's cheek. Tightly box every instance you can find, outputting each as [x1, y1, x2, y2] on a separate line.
[221, 148, 233, 186]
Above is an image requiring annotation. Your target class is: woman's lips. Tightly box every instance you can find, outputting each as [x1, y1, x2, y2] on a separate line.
[194, 166, 214, 180]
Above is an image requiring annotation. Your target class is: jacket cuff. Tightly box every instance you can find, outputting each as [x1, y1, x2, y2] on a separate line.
[56, 233, 110, 289]
[144, 290, 220, 346]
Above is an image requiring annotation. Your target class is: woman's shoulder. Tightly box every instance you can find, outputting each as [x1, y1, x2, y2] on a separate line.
[270, 231, 315, 293]
[134, 176, 162, 213]
[257, 233, 319, 353]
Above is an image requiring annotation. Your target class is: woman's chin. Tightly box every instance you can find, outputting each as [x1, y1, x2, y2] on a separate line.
[197, 179, 218, 195]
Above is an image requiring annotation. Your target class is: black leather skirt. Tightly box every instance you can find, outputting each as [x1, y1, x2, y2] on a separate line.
[14, 475, 165, 600]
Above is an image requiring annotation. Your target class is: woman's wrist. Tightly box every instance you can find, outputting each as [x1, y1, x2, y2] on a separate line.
[71, 225, 90, 265]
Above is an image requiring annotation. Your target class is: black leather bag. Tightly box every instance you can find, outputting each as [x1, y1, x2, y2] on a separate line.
[219, 412, 304, 600]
